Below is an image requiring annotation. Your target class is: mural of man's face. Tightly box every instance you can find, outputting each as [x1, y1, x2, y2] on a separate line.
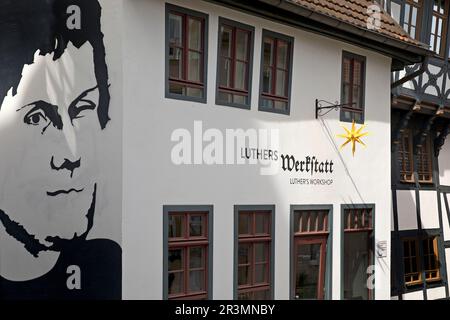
[0, 42, 101, 248]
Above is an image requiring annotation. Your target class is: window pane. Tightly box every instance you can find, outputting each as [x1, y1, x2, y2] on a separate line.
[169, 47, 183, 79]
[219, 58, 231, 87]
[218, 91, 232, 103]
[220, 26, 232, 57]
[238, 291, 252, 300]
[188, 51, 201, 82]
[253, 290, 270, 300]
[188, 18, 202, 50]
[239, 213, 252, 235]
[236, 30, 249, 61]
[343, 58, 351, 83]
[234, 61, 247, 90]
[263, 38, 274, 67]
[169, 215, 184, 238]
[353, 61, 362, 86]
[391, 2, 401, 23]
[186, 87, 203, 98]
[309, 212, 318, 232]
[352, 85, 361, 109]
[239, 243, 251, 264]
[276, 40, 289, 69]
[190, 215, 204, 237]
[189, 270, 205, 292]
[295, 243, 322, 299]
[344, 232, 373, 300]
[317, 212, 325, 231]
[169, 14, 183, 46]
[262, 67, 273, 94]
[169, 249, 184, 271]
[169, 272, 184, 295]
[261, 98, 274, 108]
[255, 213, 269, 234]
[233, 94, 248, 105]
[274, 100, 287, 110]
[255, 242, 268, 263]
[169, 82, 185, 95]
[189, 247, 204, 269]
[255, 264, 267, 284]
[238, 266, 251, 286]
[275, 70, 287, 97]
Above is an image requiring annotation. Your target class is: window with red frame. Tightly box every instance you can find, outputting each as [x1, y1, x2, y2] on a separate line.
[341, 51, 366, 123]
[168, 212, 209, 299]
[167, 5, 207, 100]
[259, 30, 293, 114]
[237, 211, 272, 300]
[217, 19, 254, 108]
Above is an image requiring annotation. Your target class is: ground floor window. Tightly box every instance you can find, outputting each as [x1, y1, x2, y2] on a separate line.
[402, 235, 441, 287]
[342, 205, 374, 300]
[164, 206, 213, 300]
[291, 208, 330, 300]
[235, 206, 274, 300]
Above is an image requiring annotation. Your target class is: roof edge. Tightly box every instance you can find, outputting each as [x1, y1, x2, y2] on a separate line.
[205, 0, 431, 70]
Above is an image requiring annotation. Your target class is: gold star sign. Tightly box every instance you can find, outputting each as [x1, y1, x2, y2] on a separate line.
[337, 120, 370, 156]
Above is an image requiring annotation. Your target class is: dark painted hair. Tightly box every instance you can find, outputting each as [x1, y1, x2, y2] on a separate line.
[0, 0, 110, 129]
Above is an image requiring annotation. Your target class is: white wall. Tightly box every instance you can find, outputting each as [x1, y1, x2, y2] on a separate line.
[121, 0, 393, 300]
[419, 191, 440, 230]
[396, 190, 418, 231]
[439, 137, 450, 186]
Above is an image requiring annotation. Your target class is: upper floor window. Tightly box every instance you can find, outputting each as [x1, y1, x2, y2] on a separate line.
[430, 0, 448, 56]
[340, 51, 366, 123]
[404, 0, 423, 40]
[166, 4, 208, 103]
[397, 129, 433, 184]
[259, 30, 294, 115]
[217, 18, 254, 109]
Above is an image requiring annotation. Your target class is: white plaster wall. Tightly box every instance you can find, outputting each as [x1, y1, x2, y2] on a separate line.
[397, 190, 418, 231]
[122, 0, 392, 300]
[442, 193, 450, 241]
[402, 290, 424, 300]
[439, 140, 450, 186]
[427, 286, 446, 300]
[419, 191, 440, 230]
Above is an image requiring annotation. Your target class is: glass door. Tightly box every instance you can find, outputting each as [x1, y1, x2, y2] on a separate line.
[294, 236, 327, 300]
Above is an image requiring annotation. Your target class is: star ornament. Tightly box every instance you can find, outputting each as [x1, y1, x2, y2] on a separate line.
[337, 120, 370, 156]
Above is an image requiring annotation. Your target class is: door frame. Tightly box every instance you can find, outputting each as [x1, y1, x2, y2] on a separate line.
[290, 205, 333, 300]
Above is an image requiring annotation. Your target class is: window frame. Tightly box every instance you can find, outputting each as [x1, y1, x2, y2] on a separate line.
[340, 51, 367, 124]
[398, 230, 444, 291]
[290, 205, 333, 300]
[163, 205, 213, 300]
[165, 3, 209, 104]
[340, 204, 375, 300]
[403, 0, 423, 40]
[396, 128, 434, 185]
[234, 205, 275, 300]
[258, 29, 294, 116]
[216, 17, 255, 110]
[429, 0, 449, 58]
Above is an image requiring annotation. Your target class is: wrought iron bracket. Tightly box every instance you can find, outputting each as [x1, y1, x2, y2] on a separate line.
[315, 99, 358, 119]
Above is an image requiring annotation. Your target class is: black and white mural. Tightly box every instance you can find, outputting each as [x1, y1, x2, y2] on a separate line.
[0, 0, 121, 299]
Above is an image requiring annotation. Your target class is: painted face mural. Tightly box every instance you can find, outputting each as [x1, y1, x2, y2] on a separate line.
[0, 0, 121, 299]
